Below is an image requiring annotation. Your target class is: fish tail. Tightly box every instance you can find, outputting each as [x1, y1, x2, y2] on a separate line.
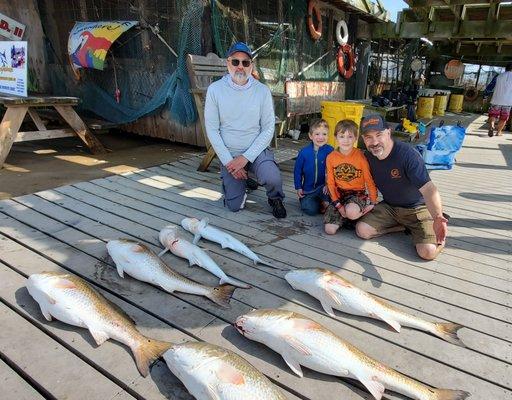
[220, 276, 252, 289]
[431, 389, 471, 400]
[133, 338, 173, 377]
[433, 322, 466, 347]
[208, 284, 236, 308]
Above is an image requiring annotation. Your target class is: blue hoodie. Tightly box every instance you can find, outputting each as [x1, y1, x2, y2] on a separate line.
[294, 143, 334, 193]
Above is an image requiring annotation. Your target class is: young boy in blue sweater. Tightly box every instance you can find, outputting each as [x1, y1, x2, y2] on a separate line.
[293, 119, 334, 215]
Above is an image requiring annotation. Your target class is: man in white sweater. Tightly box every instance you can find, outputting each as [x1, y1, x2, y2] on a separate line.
[488, 63, 512, 137]
[204, 42, 286, 218]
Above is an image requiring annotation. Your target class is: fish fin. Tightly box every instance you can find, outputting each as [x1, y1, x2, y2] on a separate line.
[131, 244, 145, 253]
[43, 292, 56, 305]
[283, 334, 312, 356]
[115, 264, 125, 278]
[219, 276, 251, 289]
[292, 319, 322, 332]
[53, 278, 77, 290]
[199, 218, 210, 229]
[375, 314, 401, 333]
[206, 384, 221, 400]
[208, 285, 236, 308]
[320, 300, 336, 317]
[324, 287, 342, 306]
[132, 338, 173, 377]
[89, 329, 109, 346]
[433, 322, 466, 347]
[282, 353, 303, 377]
[192, 233, 202, 245]
[216, 363, 245, 385]
[430, 389, 471, 400]
[158, 248, 168, 257]
[40, 306, 53, 321]
[358, 375, 385, 400]
[326, 274, 353, 288]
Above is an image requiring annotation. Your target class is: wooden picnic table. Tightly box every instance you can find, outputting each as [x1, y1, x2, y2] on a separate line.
[0, 95, 106, 168]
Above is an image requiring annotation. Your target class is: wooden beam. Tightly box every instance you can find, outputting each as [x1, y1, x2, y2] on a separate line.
[14, 129, 76, 142]
[0, 106, 28, 168]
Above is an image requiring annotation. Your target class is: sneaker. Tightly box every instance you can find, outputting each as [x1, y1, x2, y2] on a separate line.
[246, 178, 259, 191]
[239, 193, 248, 210]
[488, 126, 494, 137]
[268, 198, 287, 218]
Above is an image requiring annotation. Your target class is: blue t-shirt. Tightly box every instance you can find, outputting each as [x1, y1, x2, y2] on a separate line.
[365, 140, 431, 208]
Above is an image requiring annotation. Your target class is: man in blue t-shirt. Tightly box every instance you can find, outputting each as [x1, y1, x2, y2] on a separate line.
[355, 114, 448, 260]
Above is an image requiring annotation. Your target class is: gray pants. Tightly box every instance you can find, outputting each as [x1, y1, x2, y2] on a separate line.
[220, 148, 285, 212]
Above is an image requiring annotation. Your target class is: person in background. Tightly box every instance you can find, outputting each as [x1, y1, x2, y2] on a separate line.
[324, 119, 377, 235]
[355, 114, 448, 260]
[204, 42, 287, 218]
[293, 119, 333, 216]
[486, 63, 512, 137]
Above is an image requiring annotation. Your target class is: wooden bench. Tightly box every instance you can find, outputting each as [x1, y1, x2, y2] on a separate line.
[187, 53, 286, 172]
[0, 96, 106, 168]
[284, 80, 345, 127]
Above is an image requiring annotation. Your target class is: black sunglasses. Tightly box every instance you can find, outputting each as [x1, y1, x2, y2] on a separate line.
[229, 58, 252, 67]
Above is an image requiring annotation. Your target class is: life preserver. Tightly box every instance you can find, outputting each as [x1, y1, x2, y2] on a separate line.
[335, 20, 348, 45]
[337, 44, 355, 79]
[307, 0, 322, 41]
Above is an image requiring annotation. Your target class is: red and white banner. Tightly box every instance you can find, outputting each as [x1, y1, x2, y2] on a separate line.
[0, 13, 25, 41]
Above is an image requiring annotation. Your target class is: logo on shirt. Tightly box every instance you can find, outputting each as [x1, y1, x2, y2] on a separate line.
[390, 168, 401, 179]
[334, 163, 362, 182]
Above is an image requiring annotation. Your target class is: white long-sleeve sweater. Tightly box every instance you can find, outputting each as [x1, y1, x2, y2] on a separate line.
[204, 75, 275, 165]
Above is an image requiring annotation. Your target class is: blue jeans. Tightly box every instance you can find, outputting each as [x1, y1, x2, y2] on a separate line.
[300, 185, 330, 216]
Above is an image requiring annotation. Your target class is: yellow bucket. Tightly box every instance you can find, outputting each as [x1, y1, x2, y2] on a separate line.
[433, 94, 448, 116]
[416, 97, 434, 119]
[320, 101, 365, 147]
[448, 94, 464, 113]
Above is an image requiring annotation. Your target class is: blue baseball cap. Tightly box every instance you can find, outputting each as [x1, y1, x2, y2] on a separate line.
[360, 114, 389, 134]
[226, 42, 253, 59]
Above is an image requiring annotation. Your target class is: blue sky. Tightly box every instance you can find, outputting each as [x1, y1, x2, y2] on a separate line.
[380, 0, 409, 22]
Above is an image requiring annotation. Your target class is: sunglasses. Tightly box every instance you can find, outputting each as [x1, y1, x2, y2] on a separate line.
[229, 58, 252, 67]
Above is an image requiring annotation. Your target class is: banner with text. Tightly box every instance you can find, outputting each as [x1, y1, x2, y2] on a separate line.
[0, 12, 25, 41]
[0, 41, 27, 96]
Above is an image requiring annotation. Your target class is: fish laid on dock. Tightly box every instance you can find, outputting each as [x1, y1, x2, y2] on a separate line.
[26, 272, 171, 377]
[181, 217, 282, 269]
[163, 341, 287, 400]
[159, 225, 251, 289]
[107, 239, 236, 308]
[285, 268, 465, 346]
[234, 309, 470, 400]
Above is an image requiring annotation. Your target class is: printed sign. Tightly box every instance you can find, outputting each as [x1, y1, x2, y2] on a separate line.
[0, 41, 27, 96]
[0, 12, 25, 41]
[68, 21, 138, 70]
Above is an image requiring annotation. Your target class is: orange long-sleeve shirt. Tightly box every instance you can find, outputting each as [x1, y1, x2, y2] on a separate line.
[326, 148, 378, 203]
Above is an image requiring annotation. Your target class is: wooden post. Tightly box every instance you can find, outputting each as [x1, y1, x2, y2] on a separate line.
[0, 106, 28, 168]
[54, 106, 107, 154]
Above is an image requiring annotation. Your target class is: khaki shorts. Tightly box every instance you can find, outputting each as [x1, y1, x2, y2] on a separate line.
[323, 192, 368, 226]
[359, 202, 436, 244]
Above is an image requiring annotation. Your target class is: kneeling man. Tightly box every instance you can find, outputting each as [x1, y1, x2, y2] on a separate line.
[356, 114, 448, 260]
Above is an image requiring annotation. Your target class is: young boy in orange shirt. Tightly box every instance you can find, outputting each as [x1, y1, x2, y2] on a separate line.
[324, 119, 378, 235]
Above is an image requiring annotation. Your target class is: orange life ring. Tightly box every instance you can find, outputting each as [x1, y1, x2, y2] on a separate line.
[337, 44, 355, 79]
[307, 0, 322, 41]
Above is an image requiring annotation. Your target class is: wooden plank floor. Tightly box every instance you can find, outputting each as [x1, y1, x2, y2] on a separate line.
[0, 117, 510, 400]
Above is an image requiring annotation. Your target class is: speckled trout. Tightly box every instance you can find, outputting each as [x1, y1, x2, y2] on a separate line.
[159, 225, 251, 289]
[181, 217, 281, 269]
[285, 268, 465, 347]
[106, 239, 236, 308]
[234, 309, 470, 400]
[163, 341, 287, 400]
[26, 272, 171, 377]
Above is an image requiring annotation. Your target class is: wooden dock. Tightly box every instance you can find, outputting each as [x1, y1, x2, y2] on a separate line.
[0, 116, 511, 400]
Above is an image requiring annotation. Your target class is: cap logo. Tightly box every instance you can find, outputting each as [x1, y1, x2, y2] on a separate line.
[363, 118, 380, 128]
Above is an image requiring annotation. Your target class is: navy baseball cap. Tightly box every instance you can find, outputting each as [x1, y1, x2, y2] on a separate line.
[226, 42, 253, 59]
[360, 114, 388, 134]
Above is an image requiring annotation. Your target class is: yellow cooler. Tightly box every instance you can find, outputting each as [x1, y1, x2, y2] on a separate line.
[320, 101, 365, 147]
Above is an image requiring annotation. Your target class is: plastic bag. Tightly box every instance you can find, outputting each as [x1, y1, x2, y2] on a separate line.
[422, 125, 466, 170]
